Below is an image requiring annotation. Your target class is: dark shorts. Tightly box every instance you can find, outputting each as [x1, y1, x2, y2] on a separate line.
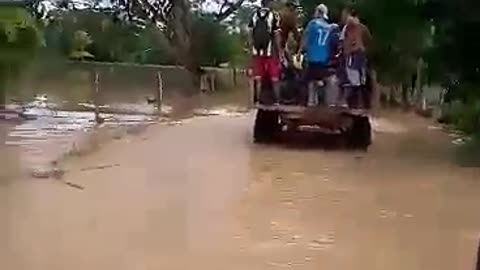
[346, 50, 367, 70]
[346, 50, 368, 86]
[305, 62, 329, 82]
[338, 50, 368, 86]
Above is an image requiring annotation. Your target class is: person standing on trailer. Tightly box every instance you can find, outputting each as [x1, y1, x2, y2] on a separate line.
[248, 0, 284, 105]
[300, 3, 338, 107]
[279, 0, 301, 65]
[339, 7, 372, 109]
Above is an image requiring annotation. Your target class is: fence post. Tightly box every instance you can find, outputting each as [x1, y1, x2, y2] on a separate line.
[232, 67, 237, 87]
[156, 71, 163, 114]
[209, 73, 216, 92]
[93, 70, 103, 124]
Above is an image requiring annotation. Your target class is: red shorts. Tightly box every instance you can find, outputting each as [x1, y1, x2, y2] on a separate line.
[251, 56, 280, 80]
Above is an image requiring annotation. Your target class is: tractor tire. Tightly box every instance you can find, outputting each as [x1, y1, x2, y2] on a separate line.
[253, 109, 281, 143]
[345, 115, 372, 151]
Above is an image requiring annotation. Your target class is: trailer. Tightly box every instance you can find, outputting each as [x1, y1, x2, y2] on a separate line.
[253, 104, 371, 149]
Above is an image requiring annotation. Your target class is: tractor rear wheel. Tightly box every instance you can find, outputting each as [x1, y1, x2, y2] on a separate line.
[253, 109, 281, 143]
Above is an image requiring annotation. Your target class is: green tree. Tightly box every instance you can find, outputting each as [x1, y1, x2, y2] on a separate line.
[301, 0, 432, 103]
[427, 0, 480, 84]
[69, 30, 94, 60]
[0, 6, 40, 106]
[40, 10, 174, 64]
[191, 15, 246, 66]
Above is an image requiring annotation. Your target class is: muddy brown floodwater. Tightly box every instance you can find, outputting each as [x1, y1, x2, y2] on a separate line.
[1, 107, 480, 270]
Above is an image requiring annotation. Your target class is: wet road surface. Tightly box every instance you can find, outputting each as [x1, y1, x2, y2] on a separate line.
[1, 110, 480, 270]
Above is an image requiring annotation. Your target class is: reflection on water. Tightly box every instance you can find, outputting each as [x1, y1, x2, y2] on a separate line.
[241, 117, 480, 270]
[2, 84, 249, 173]
[2, 63, 249, 172]
[5, 109, 157, 171]
[0, 123, 22, 183]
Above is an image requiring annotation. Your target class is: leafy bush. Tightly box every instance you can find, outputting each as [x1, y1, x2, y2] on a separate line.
[440, 98, 480, 134]
[191, 15, 247, 67]
[455, 134, 480, 167]
[0, 7, 40, 105]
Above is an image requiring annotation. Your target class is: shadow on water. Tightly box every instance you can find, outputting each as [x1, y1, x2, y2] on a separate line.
[272, 131, 351, 151]
[453, 135, 480, 168]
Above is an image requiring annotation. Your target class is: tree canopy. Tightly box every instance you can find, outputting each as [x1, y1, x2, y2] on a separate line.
[0, 0, 476, 102]
[0, 5, 40, 105]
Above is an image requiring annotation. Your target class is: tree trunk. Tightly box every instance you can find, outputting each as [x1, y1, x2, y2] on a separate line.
[369, 70, 380, 113]
[389, 85, 400, 107]
[388, 86, 395, 105]
[232, 67, 238, 86]
[167, 0, 201, 92]
[415, 57, 424, 105]
[401, 83, 410, 109]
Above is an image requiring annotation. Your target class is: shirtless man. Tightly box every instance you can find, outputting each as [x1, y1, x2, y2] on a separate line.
[279, 0, 301, 63]
[339, 7, 372, 109]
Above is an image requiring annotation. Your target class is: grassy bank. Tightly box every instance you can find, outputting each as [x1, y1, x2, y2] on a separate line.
[438, 87, 480, 166]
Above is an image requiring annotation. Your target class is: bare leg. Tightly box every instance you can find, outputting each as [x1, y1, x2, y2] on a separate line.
[337, 85, 345, 106]
[272, 78, 281, 105]
[307, 81, 318, 107]
[344, 86, 353, 108]
[248, 79, 254, 107]
[253, 77, 261, 105]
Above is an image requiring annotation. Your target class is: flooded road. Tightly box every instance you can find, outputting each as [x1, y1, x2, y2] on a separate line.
[1, 108, 480, 270]
[4, 110, 157, 171]
[2, 81, 248, 172]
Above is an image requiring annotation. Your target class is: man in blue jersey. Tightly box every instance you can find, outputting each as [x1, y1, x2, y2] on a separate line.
[300, 4, 338, 106]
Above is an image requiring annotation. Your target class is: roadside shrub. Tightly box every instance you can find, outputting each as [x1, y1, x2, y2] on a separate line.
[439, 100, 465, 125]
[456, 134, 480, 167]
[440, 99, 480, 134]
[457, 100, 480, 134]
